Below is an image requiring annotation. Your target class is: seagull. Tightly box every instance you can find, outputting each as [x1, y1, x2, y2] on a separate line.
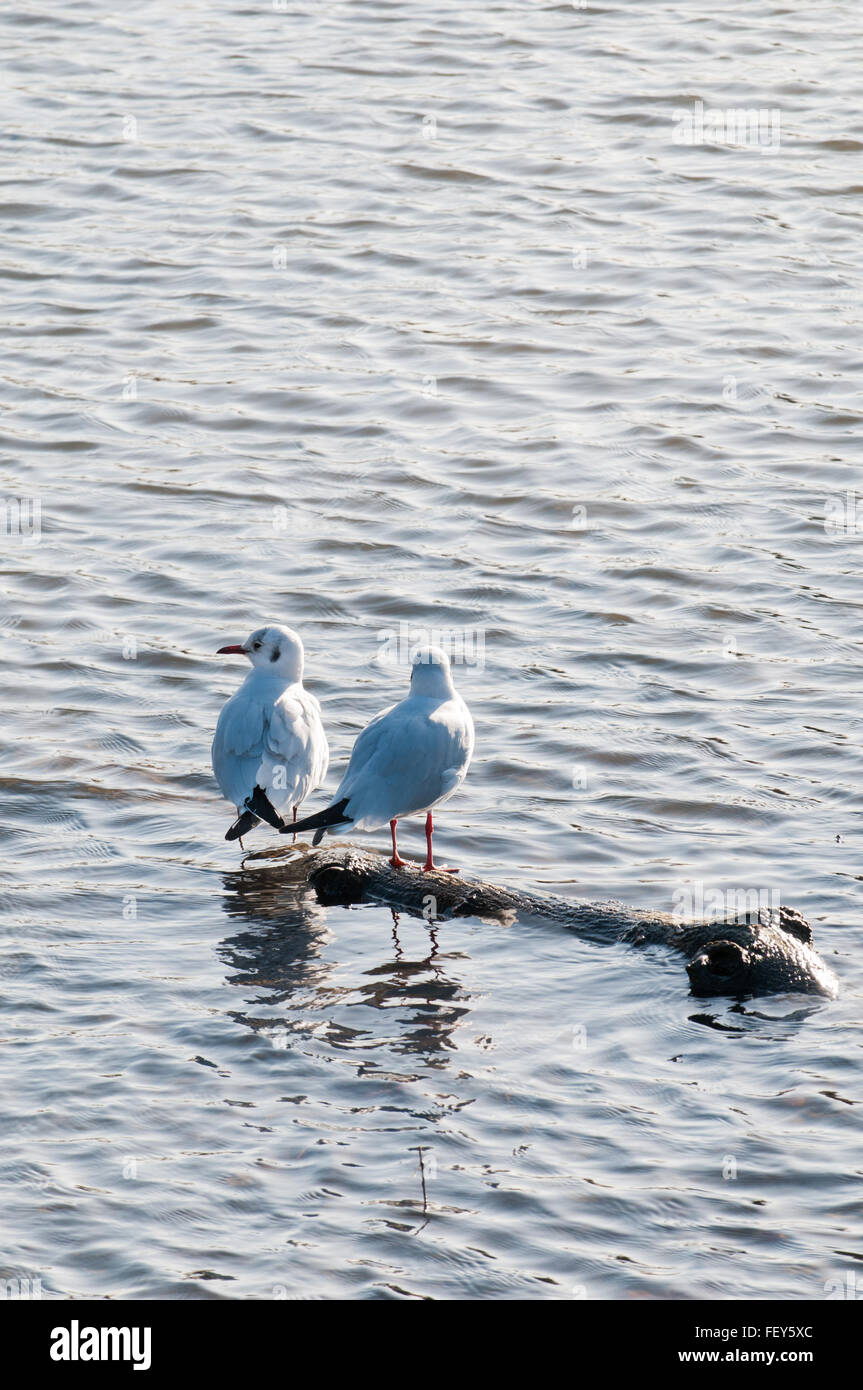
[283, 645, 474, 871]
[212, 624, 329, 843]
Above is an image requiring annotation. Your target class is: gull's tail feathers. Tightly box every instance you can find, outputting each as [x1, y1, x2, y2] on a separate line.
[279, 797, 352, 841]
[244, 785, 288, 831]
[226, 810, 260, 841]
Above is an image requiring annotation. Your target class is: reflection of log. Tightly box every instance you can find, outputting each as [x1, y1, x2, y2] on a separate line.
[243, 841, 839, 999]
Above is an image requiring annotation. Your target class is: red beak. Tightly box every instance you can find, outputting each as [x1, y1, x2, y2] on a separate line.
[217, 644, 247, 655]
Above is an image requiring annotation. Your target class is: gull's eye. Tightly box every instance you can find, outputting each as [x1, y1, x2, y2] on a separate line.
[253, 641, 262, 650]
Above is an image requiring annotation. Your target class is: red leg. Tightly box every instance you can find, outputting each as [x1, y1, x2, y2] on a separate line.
[389, 819, 407, 868]
[422, 811, 458, 873]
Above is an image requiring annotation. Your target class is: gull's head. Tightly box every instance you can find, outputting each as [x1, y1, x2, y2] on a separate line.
[409, 645, 455, 697]
[217, 624, 304, 679]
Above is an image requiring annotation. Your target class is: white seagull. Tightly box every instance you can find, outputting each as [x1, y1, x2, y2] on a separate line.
[284, 645, 474, 871]
[212, 624, 329, 843]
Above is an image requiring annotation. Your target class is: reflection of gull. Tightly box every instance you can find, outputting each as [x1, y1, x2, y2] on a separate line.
[219, 865, 331, 1010]
[354, 953, 470, 1066]
[219, 862, 473, 1064]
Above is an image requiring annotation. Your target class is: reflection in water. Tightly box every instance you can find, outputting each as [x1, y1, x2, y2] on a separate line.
[689, 1001, 827, 1036]
[219, 867, 474, 1067]
[356, 951, 471, 1065]
[220, 867, 330, 976]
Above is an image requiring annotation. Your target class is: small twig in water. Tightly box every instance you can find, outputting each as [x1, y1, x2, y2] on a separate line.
[412, 1145, 428, 1215]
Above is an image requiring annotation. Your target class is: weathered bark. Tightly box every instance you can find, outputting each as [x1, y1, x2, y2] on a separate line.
[245, 840, 652, 933]
[242, 840, 839, 998]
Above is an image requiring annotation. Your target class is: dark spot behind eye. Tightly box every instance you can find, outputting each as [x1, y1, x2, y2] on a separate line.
[270, 647, 281, 662]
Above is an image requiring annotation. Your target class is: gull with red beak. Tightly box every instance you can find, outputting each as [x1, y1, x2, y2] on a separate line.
[283, 646, 473, 871]
[212, 624, 328, 843]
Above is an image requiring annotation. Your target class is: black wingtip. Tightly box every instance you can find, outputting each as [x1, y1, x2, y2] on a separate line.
[226, 810, 259, 841]
[244, 785, 288, 831]
[280, 797, 353, 837]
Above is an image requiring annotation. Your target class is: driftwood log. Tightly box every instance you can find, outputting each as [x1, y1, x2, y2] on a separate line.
[243, 841, 839, 999]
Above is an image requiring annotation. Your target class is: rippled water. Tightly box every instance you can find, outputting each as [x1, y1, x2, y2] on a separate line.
[1, 0, 862, 1300]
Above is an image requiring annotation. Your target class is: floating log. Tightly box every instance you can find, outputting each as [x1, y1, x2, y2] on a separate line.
[242, 841, 839, 999]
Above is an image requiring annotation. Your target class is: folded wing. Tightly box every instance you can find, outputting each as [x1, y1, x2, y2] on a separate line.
[212, 687, 328, 812]
[336, 697, 472, 831]
[263, 689, 329, 809]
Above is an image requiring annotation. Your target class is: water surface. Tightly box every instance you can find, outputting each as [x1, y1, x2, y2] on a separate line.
[1, 0, 862, 1299]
